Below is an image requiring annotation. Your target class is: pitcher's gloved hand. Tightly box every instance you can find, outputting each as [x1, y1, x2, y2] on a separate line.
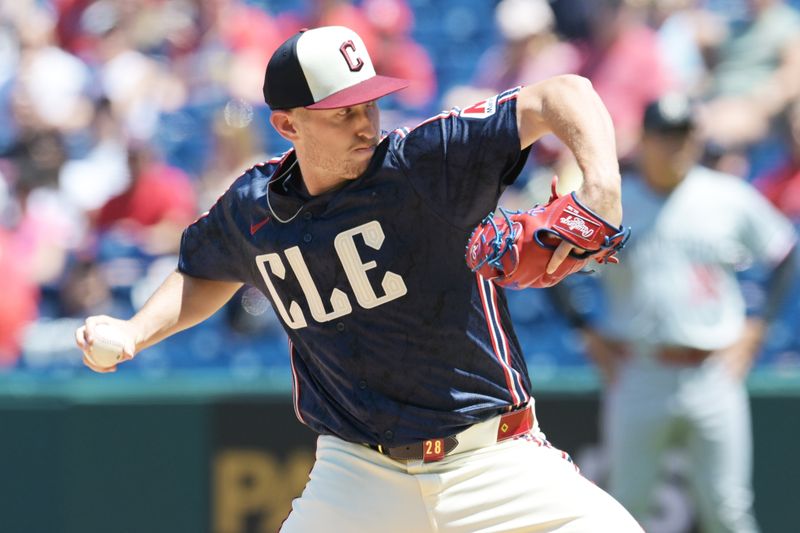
[466, 177, 630, 289]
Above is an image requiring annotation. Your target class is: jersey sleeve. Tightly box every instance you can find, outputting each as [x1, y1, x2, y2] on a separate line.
[737, 180, 797, 265]
[390, 87, 530, 228]
[178, 178, 250, 283]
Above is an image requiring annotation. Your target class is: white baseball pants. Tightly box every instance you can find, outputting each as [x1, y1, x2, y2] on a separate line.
[603, 355, 759, 533]
[281, 409, 642, 532]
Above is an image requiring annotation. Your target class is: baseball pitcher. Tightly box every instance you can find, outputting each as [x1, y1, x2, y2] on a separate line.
[76, 26, 641, 532]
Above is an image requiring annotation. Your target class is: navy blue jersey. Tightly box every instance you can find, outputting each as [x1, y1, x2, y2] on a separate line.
[180, 87, 533, 446]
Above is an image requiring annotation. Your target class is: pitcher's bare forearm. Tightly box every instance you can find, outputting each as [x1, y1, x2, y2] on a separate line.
[131, 270, 243, 351]
[515, 75, 622, 273]
[516, 75, 621, 223]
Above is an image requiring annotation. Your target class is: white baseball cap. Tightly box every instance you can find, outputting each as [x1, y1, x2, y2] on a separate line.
[263, 26, 409, 110]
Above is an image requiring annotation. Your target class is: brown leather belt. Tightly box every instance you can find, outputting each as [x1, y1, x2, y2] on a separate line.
[657, 346, 713, 366]
[369, 406, 534, 463]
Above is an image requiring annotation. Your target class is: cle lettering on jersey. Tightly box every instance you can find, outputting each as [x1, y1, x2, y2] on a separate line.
[255, 220, 408, 329]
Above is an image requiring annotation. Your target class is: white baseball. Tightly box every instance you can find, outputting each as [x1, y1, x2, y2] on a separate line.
[88, 323, 126, 368]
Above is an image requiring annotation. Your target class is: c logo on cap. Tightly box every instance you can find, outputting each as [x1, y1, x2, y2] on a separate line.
[339, 40, 364, 72]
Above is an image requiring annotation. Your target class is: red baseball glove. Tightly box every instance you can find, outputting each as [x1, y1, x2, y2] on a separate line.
[465, 177, 630, 289]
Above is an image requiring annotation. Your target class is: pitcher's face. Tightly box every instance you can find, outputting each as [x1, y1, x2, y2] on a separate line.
[292, 101, 381, 181]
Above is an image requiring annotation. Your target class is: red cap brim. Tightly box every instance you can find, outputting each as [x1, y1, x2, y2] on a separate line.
[305, 75, 409, 109]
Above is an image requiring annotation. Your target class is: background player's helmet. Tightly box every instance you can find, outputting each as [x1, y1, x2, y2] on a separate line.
[642, 93, 695, 134]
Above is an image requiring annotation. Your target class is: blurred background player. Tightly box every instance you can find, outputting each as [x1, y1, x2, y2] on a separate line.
[552, 93, 798, 532]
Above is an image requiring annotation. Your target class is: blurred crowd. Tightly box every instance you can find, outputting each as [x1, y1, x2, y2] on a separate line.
[1, 0, 799, 375]
[451, 0, 800, 206]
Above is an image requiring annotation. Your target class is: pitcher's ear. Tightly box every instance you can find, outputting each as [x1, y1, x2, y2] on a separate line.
[270, 110, 300, 142]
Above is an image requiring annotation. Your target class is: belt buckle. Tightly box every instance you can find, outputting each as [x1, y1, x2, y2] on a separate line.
[421, 436, 459, 462]
[376, 436, 459, 462]
[422, 438, 446, 462]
